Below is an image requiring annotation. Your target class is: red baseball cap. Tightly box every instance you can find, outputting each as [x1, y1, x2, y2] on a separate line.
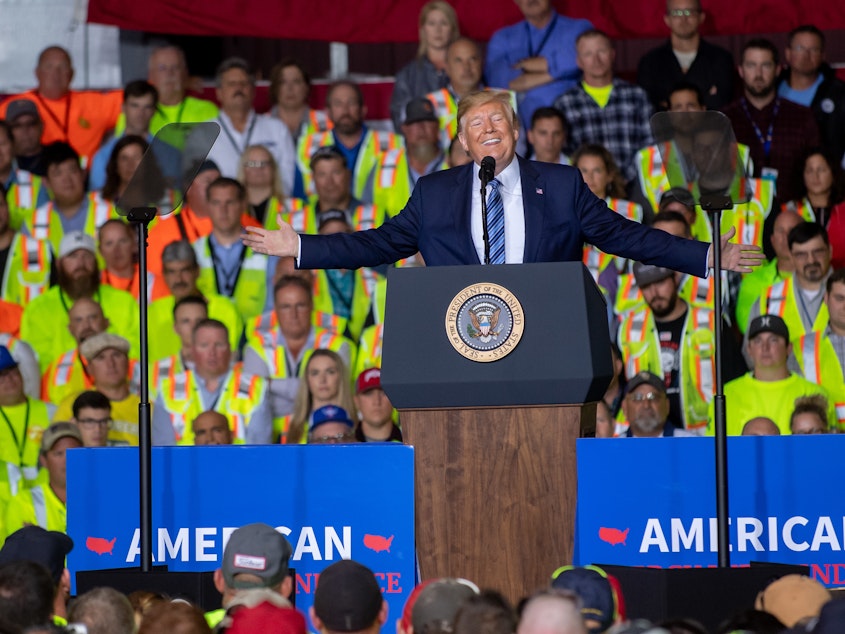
[356, 367, 382, 394]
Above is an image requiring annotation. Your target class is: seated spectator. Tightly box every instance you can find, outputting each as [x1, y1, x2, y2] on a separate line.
[70, 390, 114, 447]
[216, 588, 307, 634]
[99, 135, 147, 204]
[237, 144, 287, 229]
[4, 422, 82, 539]
[453, 591, 517, 634]
[594, 400, 615, 438]
[740, 417, 781, 436]
[1, 121, 49, 231]
[144, 45, 219, 135]
[620, 371, 695, 437]
[53, 333, 138, 445]
[527, 107, 569, 166]
[192, 410, 233, 446]
[0, 46, 123, 166]
[22, 142, 118, 255]
[390, 1, 458, 131]
[790, 394, 830, 434]
[0, 345, 51, 503]
[41, 297, 109, 406]
[285, 349, 356, 444]
[0, 560, 56, 634]
[781, 149, 845, 270]
[517, 588, 586, 634]
[716, 315, 834, 435]
[269, 58, 332, 144]
[556, 29, 653, 183]
[753, 574, 830, 628]
[310, 560, 387, 634]
[148, 240, 243, 362]
[152, 319, 271, 445]
[0, 526, 73, 624]
[21, 231, 138, 373]
[307, 405, 357, 445]
[138, 601, 212, 634]
[68, 586, 136, 634]
[206, 522, 294, 629]
[0, 333, 39, 399]
[90, 80, 158, 191]
[401, 578, 479, 634]
[98, 218, 167, 302]
[5, 98, 47, 176]
[550, 565, 620, 634]
[127, 590, 168, 629]
[354, 368, 401, 443]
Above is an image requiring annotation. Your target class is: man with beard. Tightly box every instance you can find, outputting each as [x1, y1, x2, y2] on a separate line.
[722, 39, 820, 203]
[296, 81, 401, 203]
[206, 58, 295, 194]
[746, 223, 832, 345]
[620, 371, 694, 437]
[617, 262, 744, 433]
[40, 297, 110, 406]
[20, 231, 138, 373]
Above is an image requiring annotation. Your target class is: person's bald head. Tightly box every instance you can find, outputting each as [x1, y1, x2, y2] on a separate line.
[192, 411, 233, 445]
[67, 297, 109, 344]
[517, 591, 587, 634]
[741, 417, 781, 436]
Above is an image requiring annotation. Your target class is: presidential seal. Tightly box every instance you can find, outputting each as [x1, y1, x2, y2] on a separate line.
[445, 283, 525, 362]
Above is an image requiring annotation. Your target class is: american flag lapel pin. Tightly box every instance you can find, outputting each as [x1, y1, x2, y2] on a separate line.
[536, 187, 543, 195]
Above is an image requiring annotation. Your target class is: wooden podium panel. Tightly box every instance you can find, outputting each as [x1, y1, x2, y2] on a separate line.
[402, 403, 594, 603]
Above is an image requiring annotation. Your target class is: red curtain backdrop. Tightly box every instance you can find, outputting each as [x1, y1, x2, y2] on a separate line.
[87, 0, 845, 43]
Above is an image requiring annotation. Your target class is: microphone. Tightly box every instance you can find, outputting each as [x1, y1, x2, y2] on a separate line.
[479, 156, 496, 186]
[479, 156, 496, 265]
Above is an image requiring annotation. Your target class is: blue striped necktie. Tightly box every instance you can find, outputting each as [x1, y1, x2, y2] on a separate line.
[487, 178, 505, 264]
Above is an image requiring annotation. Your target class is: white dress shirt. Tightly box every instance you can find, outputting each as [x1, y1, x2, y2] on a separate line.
[207, 110, 296, 196]
[470, 157, 526, 264]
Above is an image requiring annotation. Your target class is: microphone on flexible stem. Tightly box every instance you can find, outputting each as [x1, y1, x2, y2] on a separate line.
[479, 156, 496, 265]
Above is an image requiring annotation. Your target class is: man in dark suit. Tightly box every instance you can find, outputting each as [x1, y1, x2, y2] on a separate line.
[243, 90, 762, 277]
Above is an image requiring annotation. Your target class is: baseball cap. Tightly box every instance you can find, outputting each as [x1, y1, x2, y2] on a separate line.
[356, 367, 382, 394]
[0, 526, 73, 585]
[222, 523, 293, 590]
[4, 99, 40, 123]
[310, 405, 355, 432]
[79, 332, 130, 362]
[404, 97, 439, 125]
[317, 209, 351, 231]
[313, 560, 383, 632]
[755, 574, 831, 627]
[196, 159, 220, 175]
[58, 231, 96, 259]
[625, 371, 666, 396]
[747, 314, 790, 342]
[658, 187, 695, 212]
[551, 566, 616, 634]
[0, 346, 18, 372]
[632, 262, 674, 288]
[41, 421, 83, 453]
[412, 578, 480, 634]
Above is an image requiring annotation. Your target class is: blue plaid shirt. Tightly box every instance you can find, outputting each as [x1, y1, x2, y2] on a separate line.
[555, 78, 654, 182]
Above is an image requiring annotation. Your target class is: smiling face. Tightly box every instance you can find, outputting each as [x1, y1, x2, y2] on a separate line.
[457, 98, 518, 171]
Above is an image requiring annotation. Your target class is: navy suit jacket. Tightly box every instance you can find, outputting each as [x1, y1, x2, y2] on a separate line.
[300, 156, 709, 276]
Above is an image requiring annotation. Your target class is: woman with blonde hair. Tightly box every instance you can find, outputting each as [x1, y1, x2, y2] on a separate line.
[284, 349, 356, 444]
[390, 1, 459, 130]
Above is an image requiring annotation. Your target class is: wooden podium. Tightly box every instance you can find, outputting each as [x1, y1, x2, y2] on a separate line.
[381, 263, 612, 602]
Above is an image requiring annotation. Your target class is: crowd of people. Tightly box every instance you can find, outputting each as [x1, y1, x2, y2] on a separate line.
[1, 523, 842, 633]
[1, 0, 845, 629]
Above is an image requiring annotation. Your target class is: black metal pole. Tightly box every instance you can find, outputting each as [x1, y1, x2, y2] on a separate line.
[129, 207, 157, 572]
[708, 206, 730, 568]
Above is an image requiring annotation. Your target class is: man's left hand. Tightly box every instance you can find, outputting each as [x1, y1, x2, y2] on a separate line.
[711, 227, 766, 273]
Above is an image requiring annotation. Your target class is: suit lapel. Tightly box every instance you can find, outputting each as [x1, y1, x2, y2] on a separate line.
[519, 157, 545, 263]
[452, 164, 481, 264]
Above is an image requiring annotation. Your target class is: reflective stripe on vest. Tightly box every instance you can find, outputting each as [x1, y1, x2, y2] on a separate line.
[379, 148, 403, 190]
[765, 279, 789, 317]
[800, 332, 822, 384]
[836, 403, 845, 427]
[735, 180, 766, 246]
[52, 350, 78, 386]
[14, 170, 33, 208]
[782, 198, 816, 224]
[32, 205, 51, 240]
[690, 308, 715, 406]
[169, 372, 190, 441]
[5, 462, 37, 498]
[351, 204, 381, 232]
[583, 248, 602, 282]
[622, 310, 650, 377]
[31, 486, 47, 529]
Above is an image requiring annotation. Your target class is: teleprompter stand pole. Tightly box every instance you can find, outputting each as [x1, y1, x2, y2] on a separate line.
[701, 194, 732, 568]
[128, 206, 157, 573]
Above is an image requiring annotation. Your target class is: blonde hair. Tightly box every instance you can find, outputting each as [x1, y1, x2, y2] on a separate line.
[236, 144, 285, 200]
[418, 1, 460, 58]
[456, 90, 518, 134]
[285, 349, 356, 444]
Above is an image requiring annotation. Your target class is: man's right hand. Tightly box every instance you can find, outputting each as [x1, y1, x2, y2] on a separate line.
[241, 214, 299, 257]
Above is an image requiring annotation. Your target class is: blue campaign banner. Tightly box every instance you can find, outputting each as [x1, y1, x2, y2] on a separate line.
[67, 445, 415, 629]
[575, 436, 845, 586]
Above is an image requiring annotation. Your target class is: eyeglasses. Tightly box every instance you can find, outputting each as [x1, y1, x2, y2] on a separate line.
[627, 391, 664, 403]
[791, 45, 822, 55]
[77, 417, 112, 427]
[310, 432, 355, 444]
[667, 8, 700, 17]
[244, 160, 271, 168]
